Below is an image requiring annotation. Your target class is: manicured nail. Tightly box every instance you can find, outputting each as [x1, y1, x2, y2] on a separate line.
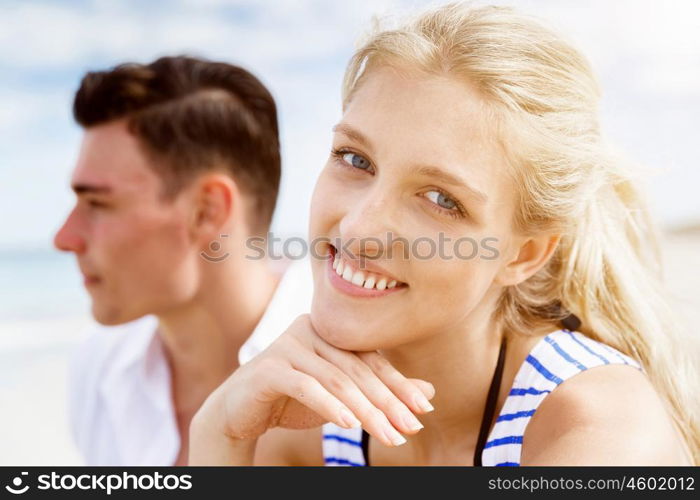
[415, 393, 435, 413]
[403, 412, 424, 432]
[340, 408, 361, 429]
[383, 424, 407, 446]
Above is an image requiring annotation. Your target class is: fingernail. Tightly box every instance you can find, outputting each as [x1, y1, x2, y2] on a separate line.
[415, 393, 435, 413]
[403, 412, 424, 432]
[383, 424, 407, 446]
[340, 408, 361, 429]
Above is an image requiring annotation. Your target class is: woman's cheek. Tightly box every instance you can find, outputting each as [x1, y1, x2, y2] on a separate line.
[434, 258, 495, 309]
[309, 168, 341, 233]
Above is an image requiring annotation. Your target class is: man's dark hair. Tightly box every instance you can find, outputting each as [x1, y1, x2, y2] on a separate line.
[73, 55, 280, 235]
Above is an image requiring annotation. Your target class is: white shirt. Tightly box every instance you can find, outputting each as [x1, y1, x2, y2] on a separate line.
[67, 259, 313, 465]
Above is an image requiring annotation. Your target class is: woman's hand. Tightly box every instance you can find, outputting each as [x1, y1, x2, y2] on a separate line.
[189, 314, 435, 465]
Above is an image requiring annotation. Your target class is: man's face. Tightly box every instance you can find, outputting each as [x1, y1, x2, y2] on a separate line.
[54, 120, 200, 325]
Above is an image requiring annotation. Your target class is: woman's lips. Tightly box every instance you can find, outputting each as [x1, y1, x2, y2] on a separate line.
[326, 245, 408, 298]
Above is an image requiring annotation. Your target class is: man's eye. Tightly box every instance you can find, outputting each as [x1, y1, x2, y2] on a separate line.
[342, 152, 371, 170]
[425, 190, 458, 210]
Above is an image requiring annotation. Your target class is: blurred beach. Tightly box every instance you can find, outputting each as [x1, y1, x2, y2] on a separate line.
[0, 251, 95, 465]
[0, 227, 698, 465]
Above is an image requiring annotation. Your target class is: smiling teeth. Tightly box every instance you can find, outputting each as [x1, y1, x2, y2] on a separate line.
[332, 251, 403, 291]
[351, 271, 365, 286]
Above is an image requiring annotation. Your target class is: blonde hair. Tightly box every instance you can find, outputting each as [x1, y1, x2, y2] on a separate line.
[342, 2, 699, 463]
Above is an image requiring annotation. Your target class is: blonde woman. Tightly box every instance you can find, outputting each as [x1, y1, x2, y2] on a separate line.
[189, 4, 697, 466]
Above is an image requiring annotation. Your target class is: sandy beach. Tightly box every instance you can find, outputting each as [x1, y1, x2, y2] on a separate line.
[0, 229, 698, 465]
[0, 317, 95, 465]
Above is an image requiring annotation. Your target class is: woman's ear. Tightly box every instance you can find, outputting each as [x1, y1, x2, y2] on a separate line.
[495, 233, 561, 287]
[190, 174, 237, 240]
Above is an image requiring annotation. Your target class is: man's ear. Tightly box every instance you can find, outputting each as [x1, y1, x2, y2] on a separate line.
[190, 174, 237, 239]
[495, 233, 561, 287]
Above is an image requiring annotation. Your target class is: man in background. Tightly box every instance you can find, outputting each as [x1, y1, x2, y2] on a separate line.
[54, 56, 312, 465]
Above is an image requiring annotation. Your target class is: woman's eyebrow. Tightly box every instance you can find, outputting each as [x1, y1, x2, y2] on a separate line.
[414, 165, 489, 204]
[332, 123, 374, 151]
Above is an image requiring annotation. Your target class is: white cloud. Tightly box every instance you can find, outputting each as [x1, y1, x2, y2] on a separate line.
[0, 0, 397, 69]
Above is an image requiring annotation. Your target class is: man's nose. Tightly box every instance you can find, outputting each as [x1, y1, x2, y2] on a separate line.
[53, 209, 86, 254]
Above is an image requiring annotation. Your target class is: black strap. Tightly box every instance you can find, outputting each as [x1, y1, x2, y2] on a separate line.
[473, 335, 507, 466]
[561, 313, 581, 331]
[361, 426, 370, 465]
[361, 335, 508, 467]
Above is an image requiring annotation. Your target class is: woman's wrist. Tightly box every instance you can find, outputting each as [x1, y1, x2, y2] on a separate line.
[188, 408, 258, 465]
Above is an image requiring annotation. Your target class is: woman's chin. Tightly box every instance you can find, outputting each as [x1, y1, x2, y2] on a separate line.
[309, 302, 386, 351]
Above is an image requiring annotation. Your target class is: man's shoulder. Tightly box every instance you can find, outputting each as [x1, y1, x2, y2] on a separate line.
[70, 315, 159, 376]
[67, 315, 160, 412]
[67, 315, 161, 461]
[67, 316, 172, 465]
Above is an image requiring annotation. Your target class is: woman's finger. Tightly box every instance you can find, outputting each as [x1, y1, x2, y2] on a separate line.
[311, 339, 426, 436]
[356, 351, 436, 415]
[272, 368, 361, 431]
[287, 343, 409, 447]
[407, 378, 436, 401]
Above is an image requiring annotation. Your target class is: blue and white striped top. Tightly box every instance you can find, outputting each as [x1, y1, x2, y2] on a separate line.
[321, 328, 642, 466]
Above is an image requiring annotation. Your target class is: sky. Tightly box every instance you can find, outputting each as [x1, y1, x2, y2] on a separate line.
[1, 0, 699, 251]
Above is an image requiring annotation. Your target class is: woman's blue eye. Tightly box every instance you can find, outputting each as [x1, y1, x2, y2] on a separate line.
[342, 152, 371, 170]
[425, 190, 457, 210]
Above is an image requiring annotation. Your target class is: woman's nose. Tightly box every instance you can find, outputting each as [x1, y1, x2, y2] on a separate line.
[338, 192, 398, 260]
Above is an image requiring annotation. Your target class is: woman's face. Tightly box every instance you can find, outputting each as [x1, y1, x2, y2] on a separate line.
[309, 66, 520, 351]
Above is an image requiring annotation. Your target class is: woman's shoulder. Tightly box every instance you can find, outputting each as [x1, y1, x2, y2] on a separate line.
[519, 339, 691, 465]
[526, 328, 642, 376]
